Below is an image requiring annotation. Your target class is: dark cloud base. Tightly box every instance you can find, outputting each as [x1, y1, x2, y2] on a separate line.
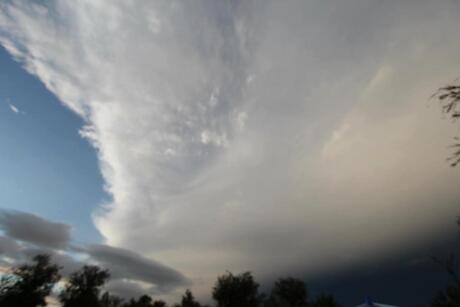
[307, 237, 458, 307]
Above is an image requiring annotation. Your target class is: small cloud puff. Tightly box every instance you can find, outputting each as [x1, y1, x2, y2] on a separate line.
[8, 103, 24, 115]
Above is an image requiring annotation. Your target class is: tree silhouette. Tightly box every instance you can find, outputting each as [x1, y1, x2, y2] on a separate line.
[212, 271, 262, 307]
[122, 295, 168, 307]
[267, 277, 308, 307]
[124, 295, 151, 307]
[100, 291, 124, 307]
[430, 82, 460, 306]
[0, 253, 346, 307]
[310, 294, 341, 307]
[179, 289, 201, 307]
[59, 265, 110, 307]
[152, 300, 167, 307]
[432, 83, 460, 166]
[0, 254, 61, 307]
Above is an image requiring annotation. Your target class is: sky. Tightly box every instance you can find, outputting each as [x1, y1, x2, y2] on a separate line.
[1, 0, 460, 306]
[0, 44, 105, 244]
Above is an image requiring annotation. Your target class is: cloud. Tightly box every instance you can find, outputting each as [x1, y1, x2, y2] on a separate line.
[19, 246, 84, 276]
[15, 243, 187, 297]
[8, 103, 19, 113]
[0, 235, 20, 256]
[84, 244, 189, 290]
[1, 0, 460, 300]
[0, 209, 187, 296]
[0, 210, 71, 249]
[104, 279, 154, 300]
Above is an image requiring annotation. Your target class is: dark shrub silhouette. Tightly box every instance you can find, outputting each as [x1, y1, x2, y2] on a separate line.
[267, 277, 308, 307]
[59, 265, 110, 307]
[0, 254, 61, 307]
[212, 271, 262, 307]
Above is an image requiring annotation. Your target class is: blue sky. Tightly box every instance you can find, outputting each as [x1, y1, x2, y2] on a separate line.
[0, 46, 105, 244]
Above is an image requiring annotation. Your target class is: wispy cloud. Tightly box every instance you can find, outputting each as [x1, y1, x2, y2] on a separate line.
[8, 104, 18, 113]
[8, 103, 19, 114]
[7, 99, 25, 114]
[1, 0, 460, 300]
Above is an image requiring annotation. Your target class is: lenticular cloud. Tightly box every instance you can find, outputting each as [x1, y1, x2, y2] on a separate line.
[2, 0, 460, 297]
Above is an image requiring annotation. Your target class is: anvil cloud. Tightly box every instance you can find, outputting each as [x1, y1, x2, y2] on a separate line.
[1, 0, 460, 299]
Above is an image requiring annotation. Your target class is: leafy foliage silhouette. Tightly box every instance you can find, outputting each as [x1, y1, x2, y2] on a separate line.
[212, 271, 262, 307]
[152, 300, 167, 307]
[124, 295, 164, 307]
[432, 82, 460, 166]
[0, 254, 345, 307]
[100, 291, 124, 307]
[267, 277, 308, 307]
[59, 265, 110, 307]
[429, 81, 460, 306]
[180, 289, 202, 307]
[0, 254, 61, 307]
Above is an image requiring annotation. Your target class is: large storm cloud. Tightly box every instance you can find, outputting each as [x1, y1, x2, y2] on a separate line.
[1, 0, 460, 300]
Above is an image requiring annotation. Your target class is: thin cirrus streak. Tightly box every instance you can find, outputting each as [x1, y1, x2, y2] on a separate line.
[1, 0, 460, 299]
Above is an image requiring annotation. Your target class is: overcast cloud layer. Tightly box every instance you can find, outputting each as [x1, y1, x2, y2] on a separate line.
[2, 0, 460, 299]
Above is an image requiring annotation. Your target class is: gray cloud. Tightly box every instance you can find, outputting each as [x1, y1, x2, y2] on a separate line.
[19, 246, 84, 276]
[105, 279, 156, 300]
[0, 209, 187, 295]
[1, 0, 460, 301]
[0, 210, 71, 249]
[0, 235, 20, 256]
[12, 243, 187, 295]
[85, 244, 189, 290]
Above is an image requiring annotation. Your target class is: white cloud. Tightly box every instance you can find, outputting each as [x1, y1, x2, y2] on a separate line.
[1, 0, 460, 301]
[8, 103, 19, 113]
